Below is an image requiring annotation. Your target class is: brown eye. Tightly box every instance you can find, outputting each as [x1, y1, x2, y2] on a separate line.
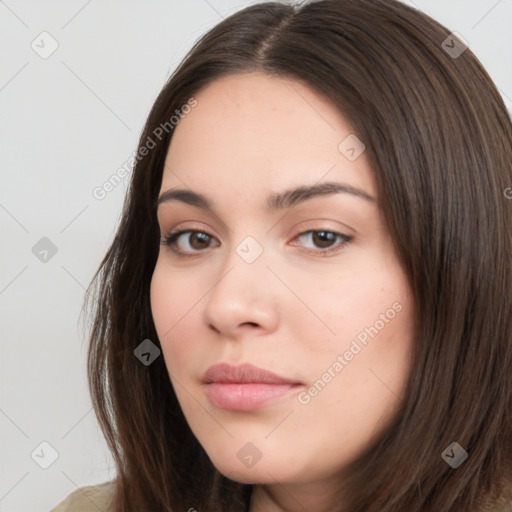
[312, 231, 337, 249]
[187, 232, 212, 250]
[161, 230, 218, 255]
[293, 230, 353, 256]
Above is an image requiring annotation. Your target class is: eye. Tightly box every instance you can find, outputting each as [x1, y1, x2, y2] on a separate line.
[160, 227, 352, 257]
[160, 229, 218, 255]
[291, 230, 352, 256]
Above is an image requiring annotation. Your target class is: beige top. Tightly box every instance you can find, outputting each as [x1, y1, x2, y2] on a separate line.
[50, 481, 116, 512]
[50, 480, 512, 511]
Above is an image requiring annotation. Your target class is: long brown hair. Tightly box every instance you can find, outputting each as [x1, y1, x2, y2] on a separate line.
[83, 0, 512, 510]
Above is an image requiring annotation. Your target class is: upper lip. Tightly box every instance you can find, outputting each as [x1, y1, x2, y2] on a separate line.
[202, 363, 301, 385]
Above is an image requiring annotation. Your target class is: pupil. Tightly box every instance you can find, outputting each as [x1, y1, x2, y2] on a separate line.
[314, 231, 334, 248]
[191, 233, 209, 249]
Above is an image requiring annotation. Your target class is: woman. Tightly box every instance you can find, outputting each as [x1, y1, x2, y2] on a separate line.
[51, 0, 512, 510]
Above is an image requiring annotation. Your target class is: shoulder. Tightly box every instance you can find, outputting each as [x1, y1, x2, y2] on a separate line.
[493, 496, 512, 512]
[50, 480, 116, 512]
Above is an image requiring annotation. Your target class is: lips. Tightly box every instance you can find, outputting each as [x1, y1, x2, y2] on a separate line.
[202, 363, 300, 385]
[202, 363, 303, 411]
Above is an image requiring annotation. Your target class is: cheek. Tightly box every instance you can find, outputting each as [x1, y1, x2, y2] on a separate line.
[150, 265, 175, 335]
[150, 260, 204, 329]
[150, 265, 199, 374]
[299, 282, 413, 452]
[317, 258, 411, 339]
[311, 258, 414, 391]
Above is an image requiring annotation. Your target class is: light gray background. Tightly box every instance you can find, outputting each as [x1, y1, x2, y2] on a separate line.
[1, 1, 511, 510]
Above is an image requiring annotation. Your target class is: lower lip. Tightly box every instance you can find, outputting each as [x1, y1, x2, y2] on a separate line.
[204, 382, 301, 411]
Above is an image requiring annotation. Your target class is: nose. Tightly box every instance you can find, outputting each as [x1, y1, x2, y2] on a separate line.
[203, 242, 280, 339]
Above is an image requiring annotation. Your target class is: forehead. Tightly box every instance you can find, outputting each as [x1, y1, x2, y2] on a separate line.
[160, 72, 376, 203]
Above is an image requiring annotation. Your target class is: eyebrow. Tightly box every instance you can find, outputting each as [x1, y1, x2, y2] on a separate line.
[155, 181, 375, 212]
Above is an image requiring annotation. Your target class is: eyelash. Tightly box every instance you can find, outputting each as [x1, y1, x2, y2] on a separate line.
[160, 227, 353, 257]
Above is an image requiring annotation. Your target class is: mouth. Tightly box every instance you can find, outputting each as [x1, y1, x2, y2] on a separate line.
[202, 363, 303, 411]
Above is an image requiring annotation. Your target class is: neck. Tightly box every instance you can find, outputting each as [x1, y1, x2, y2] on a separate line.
[248, 476, 346, 512]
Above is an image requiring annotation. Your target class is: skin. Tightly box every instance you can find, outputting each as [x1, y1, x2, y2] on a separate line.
[150, 72, 415, 512]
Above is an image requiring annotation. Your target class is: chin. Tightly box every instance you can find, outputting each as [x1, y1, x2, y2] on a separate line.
[207, 448, 304, 485]
[220, 468, 266, 485]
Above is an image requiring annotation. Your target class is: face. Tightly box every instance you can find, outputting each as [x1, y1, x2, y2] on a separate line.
[150, 72, 415, 496]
